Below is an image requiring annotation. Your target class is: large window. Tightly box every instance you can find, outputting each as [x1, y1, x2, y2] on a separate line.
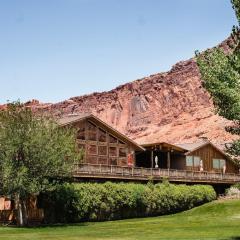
[98, 145, 107, 156]
[77, 126, 85, 140]
[109, 134, 118, 143]
[213, 159, 226, 169]
[186, 156, 193, 166]
[98, 128, 107, 142]
[109, 147, 117, 157]
[88, 145, 97, 155]
[186, 156, 201, 167]
[119, 148, 127, 157]
[87, 122, 97, 141]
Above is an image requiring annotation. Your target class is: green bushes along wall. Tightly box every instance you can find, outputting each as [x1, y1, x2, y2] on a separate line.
[40, 182, 216, 223]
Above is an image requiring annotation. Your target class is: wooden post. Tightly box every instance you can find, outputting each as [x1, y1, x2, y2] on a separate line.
[167, 151, 171, 169]
[151, 149, 154, 169]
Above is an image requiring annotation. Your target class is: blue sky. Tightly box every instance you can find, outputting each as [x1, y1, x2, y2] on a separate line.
[0, 0, 237, 103]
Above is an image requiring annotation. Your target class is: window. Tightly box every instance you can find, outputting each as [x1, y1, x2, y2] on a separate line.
[98, 146, 107, 156]
[186, 156, 193, 166]
[98, 128, 107, 142]
[119, 158, 127, 166]
[119, 148, 127, 157]
[194, 156, 201, 167]
[98, 156, 108, 165]
[87, 122, 97, 141]
[88, 145, 97, 155]
[213, 159, 220, 169]
[110, 157, 117, 165]
[109, 147, 117, 157]
[213, 159, 226, 169]
[186, 156, 201, 167]
[77, 126, 85, 140]
[109, 134, 118, 143]
[87, 155, 98, 164]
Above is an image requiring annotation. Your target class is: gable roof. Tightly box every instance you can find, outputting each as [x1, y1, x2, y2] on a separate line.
[58, 113, 92, 126]
[177, 141, 209, 152]
[177, 140, 235, 162]
[58, 113, 145, 151]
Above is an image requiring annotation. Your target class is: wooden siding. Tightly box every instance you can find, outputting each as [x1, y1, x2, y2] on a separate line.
[74, 119, 136, 167]
[187, 144, 238, 173]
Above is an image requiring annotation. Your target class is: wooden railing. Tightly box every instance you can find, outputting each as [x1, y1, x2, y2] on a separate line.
[73, 164, 240, 183]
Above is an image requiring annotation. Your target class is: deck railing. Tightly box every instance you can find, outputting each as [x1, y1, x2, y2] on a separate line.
[74, 164, 240, 183]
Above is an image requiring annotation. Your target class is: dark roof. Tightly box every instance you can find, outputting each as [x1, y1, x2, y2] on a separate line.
[141, 142, 186, 152]
[57, 113, 145, 151]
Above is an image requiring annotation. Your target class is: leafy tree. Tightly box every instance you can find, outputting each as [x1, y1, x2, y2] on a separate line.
[0, 102, 80, 226]
[196, 0, 240, 159]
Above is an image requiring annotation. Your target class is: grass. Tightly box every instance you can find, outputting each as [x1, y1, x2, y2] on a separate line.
[0, 199, 240, 240]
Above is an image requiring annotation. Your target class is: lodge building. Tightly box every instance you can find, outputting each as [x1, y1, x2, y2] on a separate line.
[58, 113, 240, 185]
[0, 113, 239, 224]
[58, 113, 144, 166]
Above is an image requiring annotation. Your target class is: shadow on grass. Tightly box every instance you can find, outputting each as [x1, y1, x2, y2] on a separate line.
[4, 222, 91, 229]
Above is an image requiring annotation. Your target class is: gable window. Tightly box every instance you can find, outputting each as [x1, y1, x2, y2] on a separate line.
[109, 134, 118, 144]
[186, 156, 201, 167]
[87, 122, 97, 141]
[77, 126, 85, 140]
[98, 128, 107, 142]
[213, 159, 226, 169]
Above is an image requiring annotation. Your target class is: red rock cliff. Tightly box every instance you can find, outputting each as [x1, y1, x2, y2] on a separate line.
[36, 62, 237, 146]
[1, 38, 237, 147]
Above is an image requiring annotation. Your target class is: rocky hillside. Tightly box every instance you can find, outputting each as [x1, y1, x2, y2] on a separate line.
[2, 38, 238, 147]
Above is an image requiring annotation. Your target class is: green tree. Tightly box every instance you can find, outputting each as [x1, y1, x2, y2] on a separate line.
[196, 0, 240, 159]
[0, 102, 80, 226]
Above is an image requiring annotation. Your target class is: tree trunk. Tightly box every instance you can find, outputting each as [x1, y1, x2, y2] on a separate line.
[14, 194, 28, 226]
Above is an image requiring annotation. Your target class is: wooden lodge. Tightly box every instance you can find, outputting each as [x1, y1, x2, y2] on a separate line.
[58, 113, 144, 166]
[59, 114, 240, 185]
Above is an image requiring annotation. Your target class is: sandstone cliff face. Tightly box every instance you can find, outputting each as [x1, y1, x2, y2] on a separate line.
[30, 59, 237, 147]
[1, 38, 237, 147]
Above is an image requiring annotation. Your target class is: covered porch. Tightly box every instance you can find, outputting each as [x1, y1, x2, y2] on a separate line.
[135, 142, 186, 170]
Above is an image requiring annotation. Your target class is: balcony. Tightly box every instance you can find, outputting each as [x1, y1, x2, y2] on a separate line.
[73, 164, 240, 184]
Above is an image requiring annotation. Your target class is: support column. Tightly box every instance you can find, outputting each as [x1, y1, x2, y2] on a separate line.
[167, 151, 171, 169]
[151, 149, 154, 169]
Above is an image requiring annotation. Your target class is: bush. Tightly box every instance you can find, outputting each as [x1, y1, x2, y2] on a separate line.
[226, 186, 240, 198]
[232, 183, 240, 190]
[40, 182, 216, 223]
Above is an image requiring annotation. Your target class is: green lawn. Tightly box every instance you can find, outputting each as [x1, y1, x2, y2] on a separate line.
[0, 199, 240, 240]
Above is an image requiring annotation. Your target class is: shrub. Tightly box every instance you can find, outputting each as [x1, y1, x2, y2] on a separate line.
[226, 186, 240, 198]
[232, 183, 240, 190]
[40, 182, 216, 223]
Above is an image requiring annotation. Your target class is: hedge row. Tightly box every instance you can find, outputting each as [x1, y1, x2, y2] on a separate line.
[40, 182, 216, 223]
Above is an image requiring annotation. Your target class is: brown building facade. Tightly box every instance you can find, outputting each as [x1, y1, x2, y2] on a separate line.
[58, 114, 144, 167]
[136, 141, 239, 174]
[178, 142, 239, 174]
